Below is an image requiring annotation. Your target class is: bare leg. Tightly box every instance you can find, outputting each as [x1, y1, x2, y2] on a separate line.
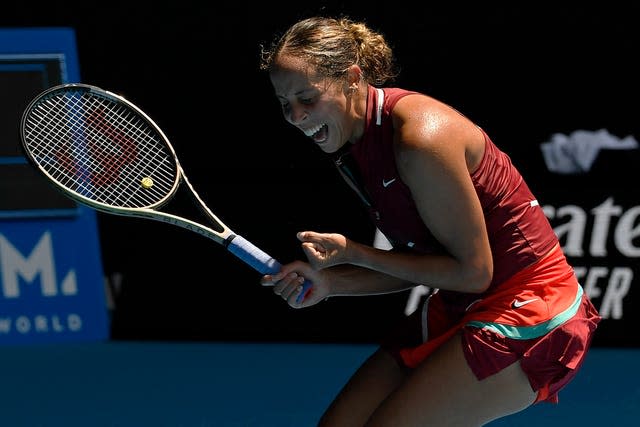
[365, 332, 537, 427]
[318, 348, 407, 427]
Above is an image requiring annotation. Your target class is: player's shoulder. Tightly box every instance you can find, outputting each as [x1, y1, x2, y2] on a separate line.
[392, 94, 469, 149]
[392, 90, 462, 122]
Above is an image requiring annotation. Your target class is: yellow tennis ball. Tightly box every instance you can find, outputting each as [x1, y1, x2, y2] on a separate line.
[141, 177, 154, 188]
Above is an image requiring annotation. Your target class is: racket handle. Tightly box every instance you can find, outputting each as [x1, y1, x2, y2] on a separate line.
[226, 235, 312, 303]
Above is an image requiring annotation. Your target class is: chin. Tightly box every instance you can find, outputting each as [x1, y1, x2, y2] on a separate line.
[318, 139, 347, 154]
[318, 144, 339, 154]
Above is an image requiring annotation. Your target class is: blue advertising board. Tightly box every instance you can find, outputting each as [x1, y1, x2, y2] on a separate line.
[0, 28, 109, 344]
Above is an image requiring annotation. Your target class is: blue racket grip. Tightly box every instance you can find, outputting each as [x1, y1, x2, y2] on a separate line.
[226, 234, 312, 304]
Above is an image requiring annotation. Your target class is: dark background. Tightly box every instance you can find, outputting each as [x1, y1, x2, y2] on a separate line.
[2, 2, 638, 346]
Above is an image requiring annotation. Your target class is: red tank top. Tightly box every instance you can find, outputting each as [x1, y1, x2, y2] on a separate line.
[335, 86, 559, 314]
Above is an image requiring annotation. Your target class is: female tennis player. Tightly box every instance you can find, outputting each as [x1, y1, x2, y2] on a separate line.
[259, 16, 601, 426]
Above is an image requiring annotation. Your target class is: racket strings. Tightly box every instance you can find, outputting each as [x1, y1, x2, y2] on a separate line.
[82, 101, 171, 207]
[23, 89, 179, 208]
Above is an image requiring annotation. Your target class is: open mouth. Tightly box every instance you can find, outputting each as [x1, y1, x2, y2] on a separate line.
[303, 124, 328, 143]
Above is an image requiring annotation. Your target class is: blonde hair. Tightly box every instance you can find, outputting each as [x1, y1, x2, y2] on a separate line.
[260, 16, 399, 86]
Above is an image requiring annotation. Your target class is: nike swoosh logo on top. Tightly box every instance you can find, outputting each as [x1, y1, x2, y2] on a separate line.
[511, 298, 539, 309]
[382, 178, 396, 188]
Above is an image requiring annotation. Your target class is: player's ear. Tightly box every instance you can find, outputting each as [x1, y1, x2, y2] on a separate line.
[346, 64, 362, 91]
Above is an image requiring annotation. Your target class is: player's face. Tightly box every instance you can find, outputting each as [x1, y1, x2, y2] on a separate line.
[270, 54, 358, 154]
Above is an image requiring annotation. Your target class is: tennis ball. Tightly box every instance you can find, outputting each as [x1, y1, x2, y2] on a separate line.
[141, 177, 154, 188]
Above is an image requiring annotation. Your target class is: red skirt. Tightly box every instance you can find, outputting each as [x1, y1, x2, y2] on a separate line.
[382, 245, 601, 403]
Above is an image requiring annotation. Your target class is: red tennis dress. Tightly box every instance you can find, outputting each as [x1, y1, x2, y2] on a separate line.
[334, 85, 601, 403]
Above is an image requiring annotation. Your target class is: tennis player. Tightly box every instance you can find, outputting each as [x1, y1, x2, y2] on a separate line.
[259, 16, 601, 426]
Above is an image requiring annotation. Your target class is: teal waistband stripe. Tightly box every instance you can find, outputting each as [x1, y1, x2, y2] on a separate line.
[466, 285, 584, 340]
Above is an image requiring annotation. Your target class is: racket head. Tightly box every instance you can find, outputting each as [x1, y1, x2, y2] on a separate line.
[20, 83, 181, 213]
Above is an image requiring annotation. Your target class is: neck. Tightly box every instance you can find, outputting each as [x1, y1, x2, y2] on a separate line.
[347, 83, 369, 143]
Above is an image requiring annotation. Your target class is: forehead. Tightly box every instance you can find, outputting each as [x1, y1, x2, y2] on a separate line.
[269, 54, 325, 97]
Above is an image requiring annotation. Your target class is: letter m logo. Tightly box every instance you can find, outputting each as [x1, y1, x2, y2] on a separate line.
[0, 232, 77, 298]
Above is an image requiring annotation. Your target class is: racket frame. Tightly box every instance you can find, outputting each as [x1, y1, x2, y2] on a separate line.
[20, 83, 312, 301]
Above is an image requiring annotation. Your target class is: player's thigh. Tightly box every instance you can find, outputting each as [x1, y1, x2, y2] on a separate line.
[319, 347, 406, 427]
[366, 332, 537, 427]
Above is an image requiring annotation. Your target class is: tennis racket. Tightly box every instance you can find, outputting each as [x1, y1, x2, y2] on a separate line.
[20, 83, 312, 303]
